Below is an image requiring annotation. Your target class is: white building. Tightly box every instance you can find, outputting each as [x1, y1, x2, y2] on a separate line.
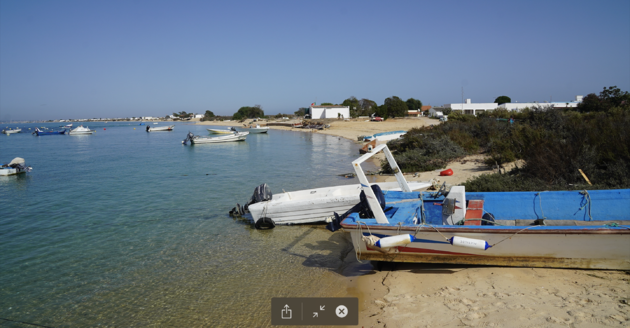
[444, 99, 499, 116]
[442, 96, 584, 115]
[499, 96, 583, 111]
[308, 105, 350, 119]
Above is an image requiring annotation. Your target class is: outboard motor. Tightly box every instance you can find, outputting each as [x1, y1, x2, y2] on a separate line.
[244, 183, 273, 212]
[182, 132, 194, 145]
[358, 184, 386, 218]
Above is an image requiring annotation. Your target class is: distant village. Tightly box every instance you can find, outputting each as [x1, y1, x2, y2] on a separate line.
[4, 95, 584, 124]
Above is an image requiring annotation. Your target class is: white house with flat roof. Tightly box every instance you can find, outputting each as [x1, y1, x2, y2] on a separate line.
[442, 96, 584, 115]
[308, 105, 350, 119]
[499, 95, 583, 111]
[444, 99, 499, 115]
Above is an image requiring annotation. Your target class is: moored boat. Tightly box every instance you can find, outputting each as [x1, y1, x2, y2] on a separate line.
[248, 124, 269, 134]
[0, 157, 32, 176]
[68, 125, 95, 135]
[2, 127, 21, 135]
[183, 131, 249, 144]
[147, 125, 174, 132]
[207, 127, 237, 134]
[336, 145, 630, 270]
[33, 128, 66, 136]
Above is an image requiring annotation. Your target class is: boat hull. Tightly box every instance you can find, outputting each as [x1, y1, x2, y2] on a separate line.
[148, 125, 174, 131]
[34, 130, 66, 135]
[2, 129, 21, 134]
[248, 181, 431, 225]
[207, 128, 235, 134]
[191, 132, 249, 143]
[249, 127, 269, 134]
[343, 226, 630, 270]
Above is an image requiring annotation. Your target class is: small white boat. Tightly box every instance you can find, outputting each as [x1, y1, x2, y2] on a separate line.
[68, 125, 95, 135]
[240, 145, 431, 228]
[147, 125, 174, 132]
[364, 130, 406, 142]
[2, 128, 21, 135]
[207, 127, 237, 134]
[0, 157, 32, 176]
[183, 131, 249, 144]
[248, 124, 269, 134]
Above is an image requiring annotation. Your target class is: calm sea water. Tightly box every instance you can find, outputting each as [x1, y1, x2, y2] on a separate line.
[0, 122, 374, 327]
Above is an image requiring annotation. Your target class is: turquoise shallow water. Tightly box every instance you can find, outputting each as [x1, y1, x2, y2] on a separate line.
[0, 122, 373, 327]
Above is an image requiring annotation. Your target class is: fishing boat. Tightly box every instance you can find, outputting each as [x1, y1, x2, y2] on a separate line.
[363, 130, 406, 142]
[335, 144, 630, 270]
[60, 123, 73, 128]
[207, 127, 237, 134]
[68, 125, 95, 135]
[147, 125, 174, 132]
[248, 124, 269, 134]
[182, 131, 249, 144]
[33, 128, 66, 136]
[0, 158, 32, 176]
[239, 145, 430, 228]
[2, 127, 21, 135]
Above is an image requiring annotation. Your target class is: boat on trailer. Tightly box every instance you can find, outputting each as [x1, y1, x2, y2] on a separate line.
[239, 144, 431, 229]
[336, 144, 630, 270]
[1, 158, 32, 176]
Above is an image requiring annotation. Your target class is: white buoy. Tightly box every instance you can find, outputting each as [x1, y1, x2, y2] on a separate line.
[449, 236, 490, 250]
[375, 234, 415, 248]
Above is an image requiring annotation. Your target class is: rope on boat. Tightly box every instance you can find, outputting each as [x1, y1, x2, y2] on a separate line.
[355, 221, 375, 263]
[579, 190, 593, 221]
[490, 225, 540, 247]
[536, 191, 549, 223]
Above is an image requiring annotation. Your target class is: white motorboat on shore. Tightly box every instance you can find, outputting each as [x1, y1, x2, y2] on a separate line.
[363, 130, 406, 142]
[147, 125, 174, 132]
[207, 127, 237, 134]
[237, 145, 431, 228]
[68, 125, 95, 135]
[1, 157, 32, 176]
[183, 131, 249, 144]
[248, 124, 269, 134]
[2, 128, 21, 135]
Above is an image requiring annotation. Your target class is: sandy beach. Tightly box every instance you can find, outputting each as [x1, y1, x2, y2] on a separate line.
[197, 118, 629, 327]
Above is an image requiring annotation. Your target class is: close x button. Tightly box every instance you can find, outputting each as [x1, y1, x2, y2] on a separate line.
[271, 297, 358, 326]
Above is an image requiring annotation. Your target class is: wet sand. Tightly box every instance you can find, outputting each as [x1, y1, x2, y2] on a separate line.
[197, 118, 630, 327]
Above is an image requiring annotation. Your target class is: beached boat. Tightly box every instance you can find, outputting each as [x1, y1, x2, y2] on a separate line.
[68, 125, 95, 135]
[33, 128, 66, 136]
[2, 128, 21, 135]
[335, 144, 630, 270]
[147, 125, 174, 132]
[208, 127, 237, 134]
[0, 158, 32, 176]
[183, 131, 249, 144]
[363, 130, 406, 142]
[248, 124, 269, 134]
[240, 145, 431, 228]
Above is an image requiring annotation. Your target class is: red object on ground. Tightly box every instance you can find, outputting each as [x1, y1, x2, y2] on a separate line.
[104, 128, 106, 130]
[371, 116, 383, 122]
[440, 168, 453, 176]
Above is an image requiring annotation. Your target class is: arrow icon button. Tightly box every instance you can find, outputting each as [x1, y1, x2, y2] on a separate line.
[320, 305, 325, 311]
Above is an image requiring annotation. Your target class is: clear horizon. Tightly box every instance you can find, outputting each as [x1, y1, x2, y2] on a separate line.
[1, 0, 629, 121]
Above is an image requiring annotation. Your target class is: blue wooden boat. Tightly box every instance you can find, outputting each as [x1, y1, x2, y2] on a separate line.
[33, 128, 67, 136]
[336, 145, 630, 270]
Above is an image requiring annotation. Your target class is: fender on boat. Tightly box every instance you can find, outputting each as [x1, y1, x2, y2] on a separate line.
[255, 217, 275, 230]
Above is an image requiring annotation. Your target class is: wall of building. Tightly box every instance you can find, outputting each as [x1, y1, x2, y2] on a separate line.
[309, 106, 350, 119]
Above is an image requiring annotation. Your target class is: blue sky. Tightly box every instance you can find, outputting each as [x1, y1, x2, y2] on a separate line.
[1, 0, 629, 121]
